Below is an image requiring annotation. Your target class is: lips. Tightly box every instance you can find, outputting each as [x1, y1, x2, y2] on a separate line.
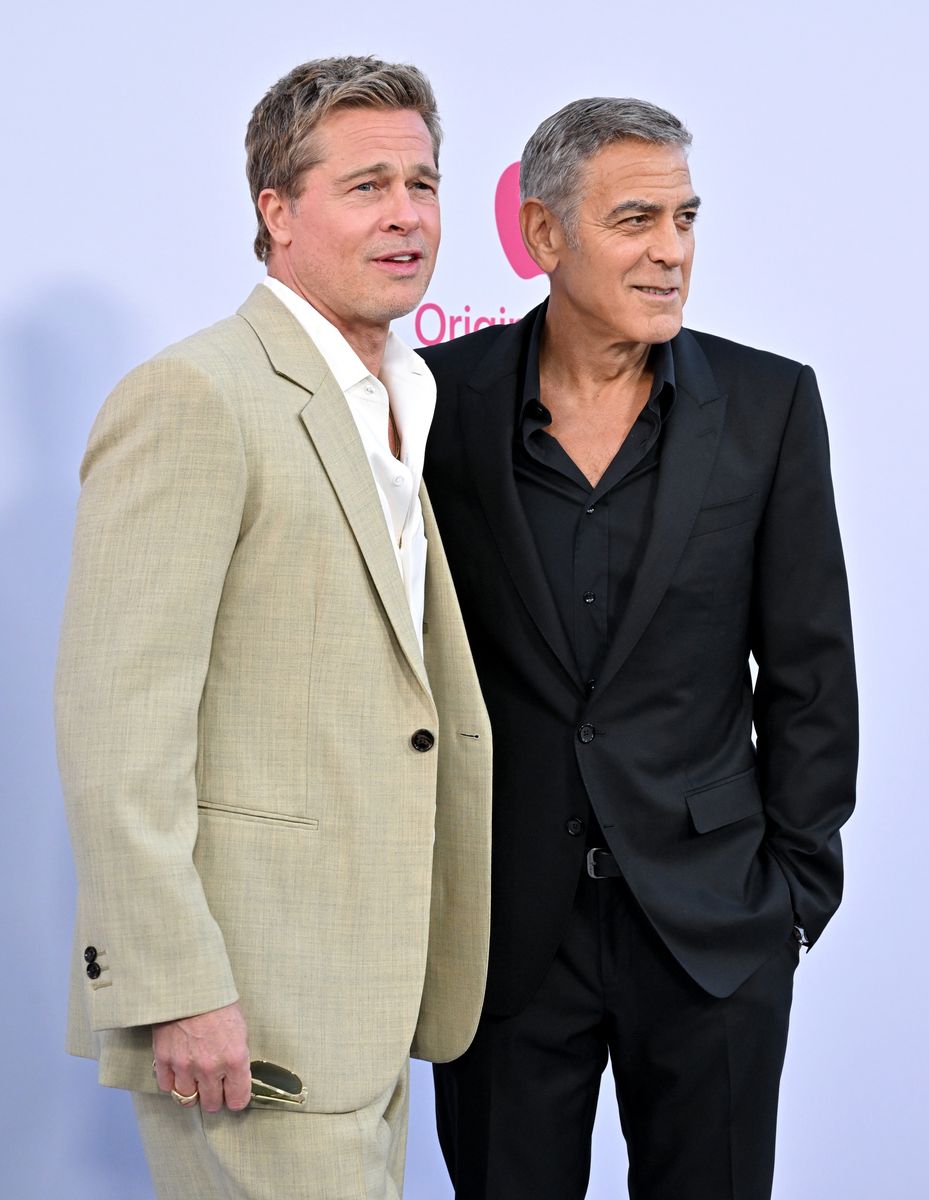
[373, 250, 423, 264]
[370, 248, 426, 278]
[634, 285, 680, 298]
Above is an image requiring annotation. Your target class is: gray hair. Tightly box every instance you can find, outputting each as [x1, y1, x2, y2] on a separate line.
[519, 97, 692, 244]
[246, 56, 442, 263]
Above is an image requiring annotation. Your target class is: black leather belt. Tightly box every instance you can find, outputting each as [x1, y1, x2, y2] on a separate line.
[586, 847, 622, 879]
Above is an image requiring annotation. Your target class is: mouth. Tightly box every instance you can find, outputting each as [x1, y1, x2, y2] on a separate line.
[634, 285, 680, 299]
[372, 250, 425, 276]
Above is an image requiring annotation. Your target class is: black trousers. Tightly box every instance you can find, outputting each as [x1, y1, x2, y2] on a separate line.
[434, 870, 798, 1200]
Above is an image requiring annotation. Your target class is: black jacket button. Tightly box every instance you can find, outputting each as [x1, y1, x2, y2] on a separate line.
[565, 817, 585, 837]
[83, 946, 97, 963]
[577, 724, 596, 744]
[86, 961, 102, 980]
[411, 729, 435, 752]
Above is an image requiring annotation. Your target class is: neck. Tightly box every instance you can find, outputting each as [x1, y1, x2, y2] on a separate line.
[341, 326, 389, 379]
[267, 264, 389, 377]
[541, 291, 652, 406]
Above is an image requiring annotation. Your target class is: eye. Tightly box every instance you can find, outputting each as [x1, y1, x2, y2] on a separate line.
[678, 209, 699, 227]
[354, 181, 377, 193]
[620, 214, 650, 228]
[412, 180, 437, 194]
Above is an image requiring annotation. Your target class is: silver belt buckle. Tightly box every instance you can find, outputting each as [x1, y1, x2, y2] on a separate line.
[586, 847, 608, 879]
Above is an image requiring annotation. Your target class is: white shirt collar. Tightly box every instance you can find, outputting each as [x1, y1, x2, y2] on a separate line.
[260, 276, 436, 657]
[261, 275, 429, 400]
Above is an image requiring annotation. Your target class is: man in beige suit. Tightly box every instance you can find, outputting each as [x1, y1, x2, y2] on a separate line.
[55, 56, 491, 1200]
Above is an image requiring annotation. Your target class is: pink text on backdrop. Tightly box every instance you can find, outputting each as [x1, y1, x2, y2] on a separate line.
[414, 303, 519, 346]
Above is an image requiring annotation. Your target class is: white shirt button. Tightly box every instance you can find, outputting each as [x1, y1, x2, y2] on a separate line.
[393, 475, 404, 487]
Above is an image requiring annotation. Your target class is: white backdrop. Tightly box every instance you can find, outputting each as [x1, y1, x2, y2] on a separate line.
[2, 2, 926, 1196]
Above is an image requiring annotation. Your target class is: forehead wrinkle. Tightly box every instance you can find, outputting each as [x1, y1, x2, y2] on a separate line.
[603, 193, 702, 221]
[333, 161, 392, 183]
[332, 161, 441, 185]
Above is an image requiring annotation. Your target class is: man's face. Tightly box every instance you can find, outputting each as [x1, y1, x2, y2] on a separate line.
[266, 106, 440, 339]
[548, 139, 698, 347]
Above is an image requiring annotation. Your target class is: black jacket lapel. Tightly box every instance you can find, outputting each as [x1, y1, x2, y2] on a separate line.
[459, 313, 583, 691]
[593, 328, 728, 699]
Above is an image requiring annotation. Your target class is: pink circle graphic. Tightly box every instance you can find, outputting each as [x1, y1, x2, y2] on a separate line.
[494, 162, 544, 280]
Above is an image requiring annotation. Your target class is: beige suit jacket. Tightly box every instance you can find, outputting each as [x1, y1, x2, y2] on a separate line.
[55, 285, 492, 1113]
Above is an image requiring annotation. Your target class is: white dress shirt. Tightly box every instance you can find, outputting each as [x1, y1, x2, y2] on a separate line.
[262, 276, 436, 653]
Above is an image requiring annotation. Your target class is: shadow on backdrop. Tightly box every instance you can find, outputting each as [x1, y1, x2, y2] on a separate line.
[0, 282, 155, 1199]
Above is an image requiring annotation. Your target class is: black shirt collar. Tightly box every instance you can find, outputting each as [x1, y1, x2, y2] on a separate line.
[519, 298, 677, 429]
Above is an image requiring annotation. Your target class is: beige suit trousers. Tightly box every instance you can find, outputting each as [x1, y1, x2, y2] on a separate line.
[133, 1064, 409, 1200]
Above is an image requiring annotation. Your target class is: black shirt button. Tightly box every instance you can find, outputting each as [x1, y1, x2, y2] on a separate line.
[411, 729, 435, 752]
[577, 724, 595, 744]
[586, 679, 597, 695]
[83, 946, 97, 964]
[86, 962, 102, 980]
[565, 817, 585, 837]
[583, 591, 596, 604]
[585, 506, 596, 515]
[529, 401, 548, 421]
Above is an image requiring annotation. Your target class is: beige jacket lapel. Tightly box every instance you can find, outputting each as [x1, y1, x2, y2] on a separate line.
[237, 285, 431, 699]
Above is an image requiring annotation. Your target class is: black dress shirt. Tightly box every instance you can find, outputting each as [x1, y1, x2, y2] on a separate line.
[514, 305, 676, 695]
[514, 308, 675, 847]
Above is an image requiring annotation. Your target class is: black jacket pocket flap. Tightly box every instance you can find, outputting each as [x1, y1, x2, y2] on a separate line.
[688, 492, 759, 539]
[685, 769, 763, 833]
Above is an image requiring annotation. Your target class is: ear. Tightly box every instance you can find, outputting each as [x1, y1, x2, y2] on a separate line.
[519, 198, 566, 274]
[257, 188, 294, 250]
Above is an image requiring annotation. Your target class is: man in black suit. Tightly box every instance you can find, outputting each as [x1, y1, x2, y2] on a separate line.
[422, 97, 857, 1200]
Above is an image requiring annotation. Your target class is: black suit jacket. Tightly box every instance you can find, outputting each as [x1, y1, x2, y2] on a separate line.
[422, 306, 857, 1014]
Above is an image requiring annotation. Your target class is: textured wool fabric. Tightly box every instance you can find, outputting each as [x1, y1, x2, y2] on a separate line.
[133, 1063, 409, 1199]
[56, 285, 492, 1118]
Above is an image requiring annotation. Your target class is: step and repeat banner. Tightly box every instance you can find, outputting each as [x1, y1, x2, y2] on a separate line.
[2, 2, 926, 1196]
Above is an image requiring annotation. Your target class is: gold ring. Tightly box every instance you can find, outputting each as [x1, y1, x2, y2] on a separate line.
[171, 1087, 200, 1106]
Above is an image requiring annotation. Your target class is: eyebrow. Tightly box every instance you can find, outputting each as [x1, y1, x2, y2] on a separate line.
[334, 162, 441, 185]
[605, 194, 702, 220]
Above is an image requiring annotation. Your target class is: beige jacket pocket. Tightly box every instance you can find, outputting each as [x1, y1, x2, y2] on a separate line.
[197, 800, 319, 830]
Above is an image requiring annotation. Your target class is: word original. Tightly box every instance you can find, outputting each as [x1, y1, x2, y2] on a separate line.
[414, 303, 519, 346]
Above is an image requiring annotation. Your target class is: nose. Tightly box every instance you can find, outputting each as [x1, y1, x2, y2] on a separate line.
[380, 183, 421, 233]
[647, 217, 686, 268]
